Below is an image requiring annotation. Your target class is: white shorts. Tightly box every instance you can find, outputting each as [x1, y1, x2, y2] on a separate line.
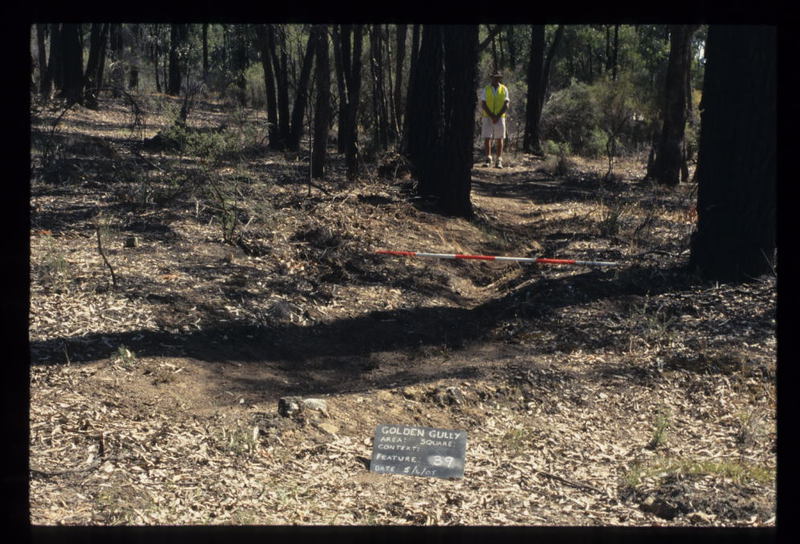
[481, 116, 507, 140]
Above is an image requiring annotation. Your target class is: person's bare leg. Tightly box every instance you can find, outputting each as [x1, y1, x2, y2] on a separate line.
[484, 138, 492, 164]
[495, 137, 504, 167]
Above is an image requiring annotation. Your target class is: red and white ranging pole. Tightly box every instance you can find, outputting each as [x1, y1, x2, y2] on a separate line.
[376, 250, 619, 267]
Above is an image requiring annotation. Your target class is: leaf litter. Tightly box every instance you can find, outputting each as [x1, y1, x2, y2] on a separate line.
[29, 96, 775, 526]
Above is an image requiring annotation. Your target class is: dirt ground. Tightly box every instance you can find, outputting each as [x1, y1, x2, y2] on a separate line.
[28, 95, 776, 527]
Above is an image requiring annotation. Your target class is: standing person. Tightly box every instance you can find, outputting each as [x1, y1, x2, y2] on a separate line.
[479, 72, 510, 168]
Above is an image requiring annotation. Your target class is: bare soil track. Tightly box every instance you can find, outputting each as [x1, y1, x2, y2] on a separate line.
[29, 96, 776, 526]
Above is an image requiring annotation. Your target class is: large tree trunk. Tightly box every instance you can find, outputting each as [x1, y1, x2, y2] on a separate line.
[689, 25, 776, 281]
[287, 28, 317, 151]
[649, 25, 699, 186]
[406, 24, 444, 197]
[311, 25, 331, 179]
[436, 25, 479, 218]
[59, 24, 84, 104]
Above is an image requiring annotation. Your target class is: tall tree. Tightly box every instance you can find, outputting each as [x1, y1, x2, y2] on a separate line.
[399, 23, 420, 154]
[268, 24, 292, 149]
[167, 24, 189, 96]
[405, 24, 444, 197]
[83, 23, 109, 108]
[435, 25, 480, 217]
[334, 25, 364, 180]
[202, 23, 210, 82]
[392, 24, 407, 143]
[36, 24, 50, 97]
[522, 24, 564, 155]
[255, 25, 281, 149]
[689, 25, 775, 281]
[648, 24, 699, 185]
[47, 24, 63, 94]
[287, 27, 317, 151]
[369, 24, 391, 152]
[311, 25, 332, 179]
[59, 23, 84, 104]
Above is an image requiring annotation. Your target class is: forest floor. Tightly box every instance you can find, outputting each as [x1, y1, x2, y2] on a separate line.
[28, 95, 776, 527]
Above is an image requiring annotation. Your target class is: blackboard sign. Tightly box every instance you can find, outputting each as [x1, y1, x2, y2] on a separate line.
[370, 424, 467, 479]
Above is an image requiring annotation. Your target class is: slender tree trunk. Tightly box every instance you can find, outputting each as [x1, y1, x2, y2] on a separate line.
[312, 25, 331, 179]
[523, 25, 545, 154]
[407, 24, 444, 197]
[36, 24, 50, 97]
[436, 25, 479, 217]
[612, 24, 620, 81]
[369, 24, 390, 152]
[523, 24, 563, 155]
[331, 25, 349, 154]
[168, 24, 187, 96]
[400, 24, 420, 154]
[650, 25, 699, 186]
[268, 24, 292, 149]
[256, 25, 281, 149]
[202, 23, 209, 82]
[287, 28, 317, 151]
[689, 25, 776, 281]
[390, 24, 407, 145]
[60, 23, 84, 104]
[47, 24, 63, 94]
[344, 25, 364, 180]
[83, 23, 109, 108]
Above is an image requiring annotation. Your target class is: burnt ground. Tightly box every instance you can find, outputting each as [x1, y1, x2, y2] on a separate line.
[28, 95, 776, 527]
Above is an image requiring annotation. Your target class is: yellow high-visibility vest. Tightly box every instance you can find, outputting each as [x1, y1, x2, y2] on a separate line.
[483, 84, 508, 117]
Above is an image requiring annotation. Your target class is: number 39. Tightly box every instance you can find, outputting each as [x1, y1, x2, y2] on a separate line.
[431, 456, 454, 468]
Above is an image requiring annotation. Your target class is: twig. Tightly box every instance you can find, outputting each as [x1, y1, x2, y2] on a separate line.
[511, 461, 605, 495]
[95, 217, 117, 288]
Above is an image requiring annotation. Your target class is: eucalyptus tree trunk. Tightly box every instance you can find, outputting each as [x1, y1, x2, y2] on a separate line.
[649, 24, 700, 186]
[689, 25, 776, 281]
[311, 25, 332, 179]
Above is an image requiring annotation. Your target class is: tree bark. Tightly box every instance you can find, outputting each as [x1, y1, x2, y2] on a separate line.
[36, 24, 50, 97]
[343, 25, 364, 180]
[255, 25, 281, 149]
[649, 24, 699, 186]
[311, 25, 331, 179]
[369, 24, 390, 152]
[392, 24, 407, 144]
[523, 24, 563, 155]
[689, 25, 776, 281]
[47, 24, 63, 94]
[167, 24, 188, 96]
[59, 24, 84, 104]
[436, 25, 479, 217]
[406, 24, 444, 197]
[331, 25, 348, 154]
[269, 25, 292, 149]
[399, 24, 420, 155]
[202, 23, 209, 82]
[286, 28, 317, 151]
[83, 23, 109, 108]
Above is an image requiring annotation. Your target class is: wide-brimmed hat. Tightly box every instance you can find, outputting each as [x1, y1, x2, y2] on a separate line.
[490, 72, 502, 79]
